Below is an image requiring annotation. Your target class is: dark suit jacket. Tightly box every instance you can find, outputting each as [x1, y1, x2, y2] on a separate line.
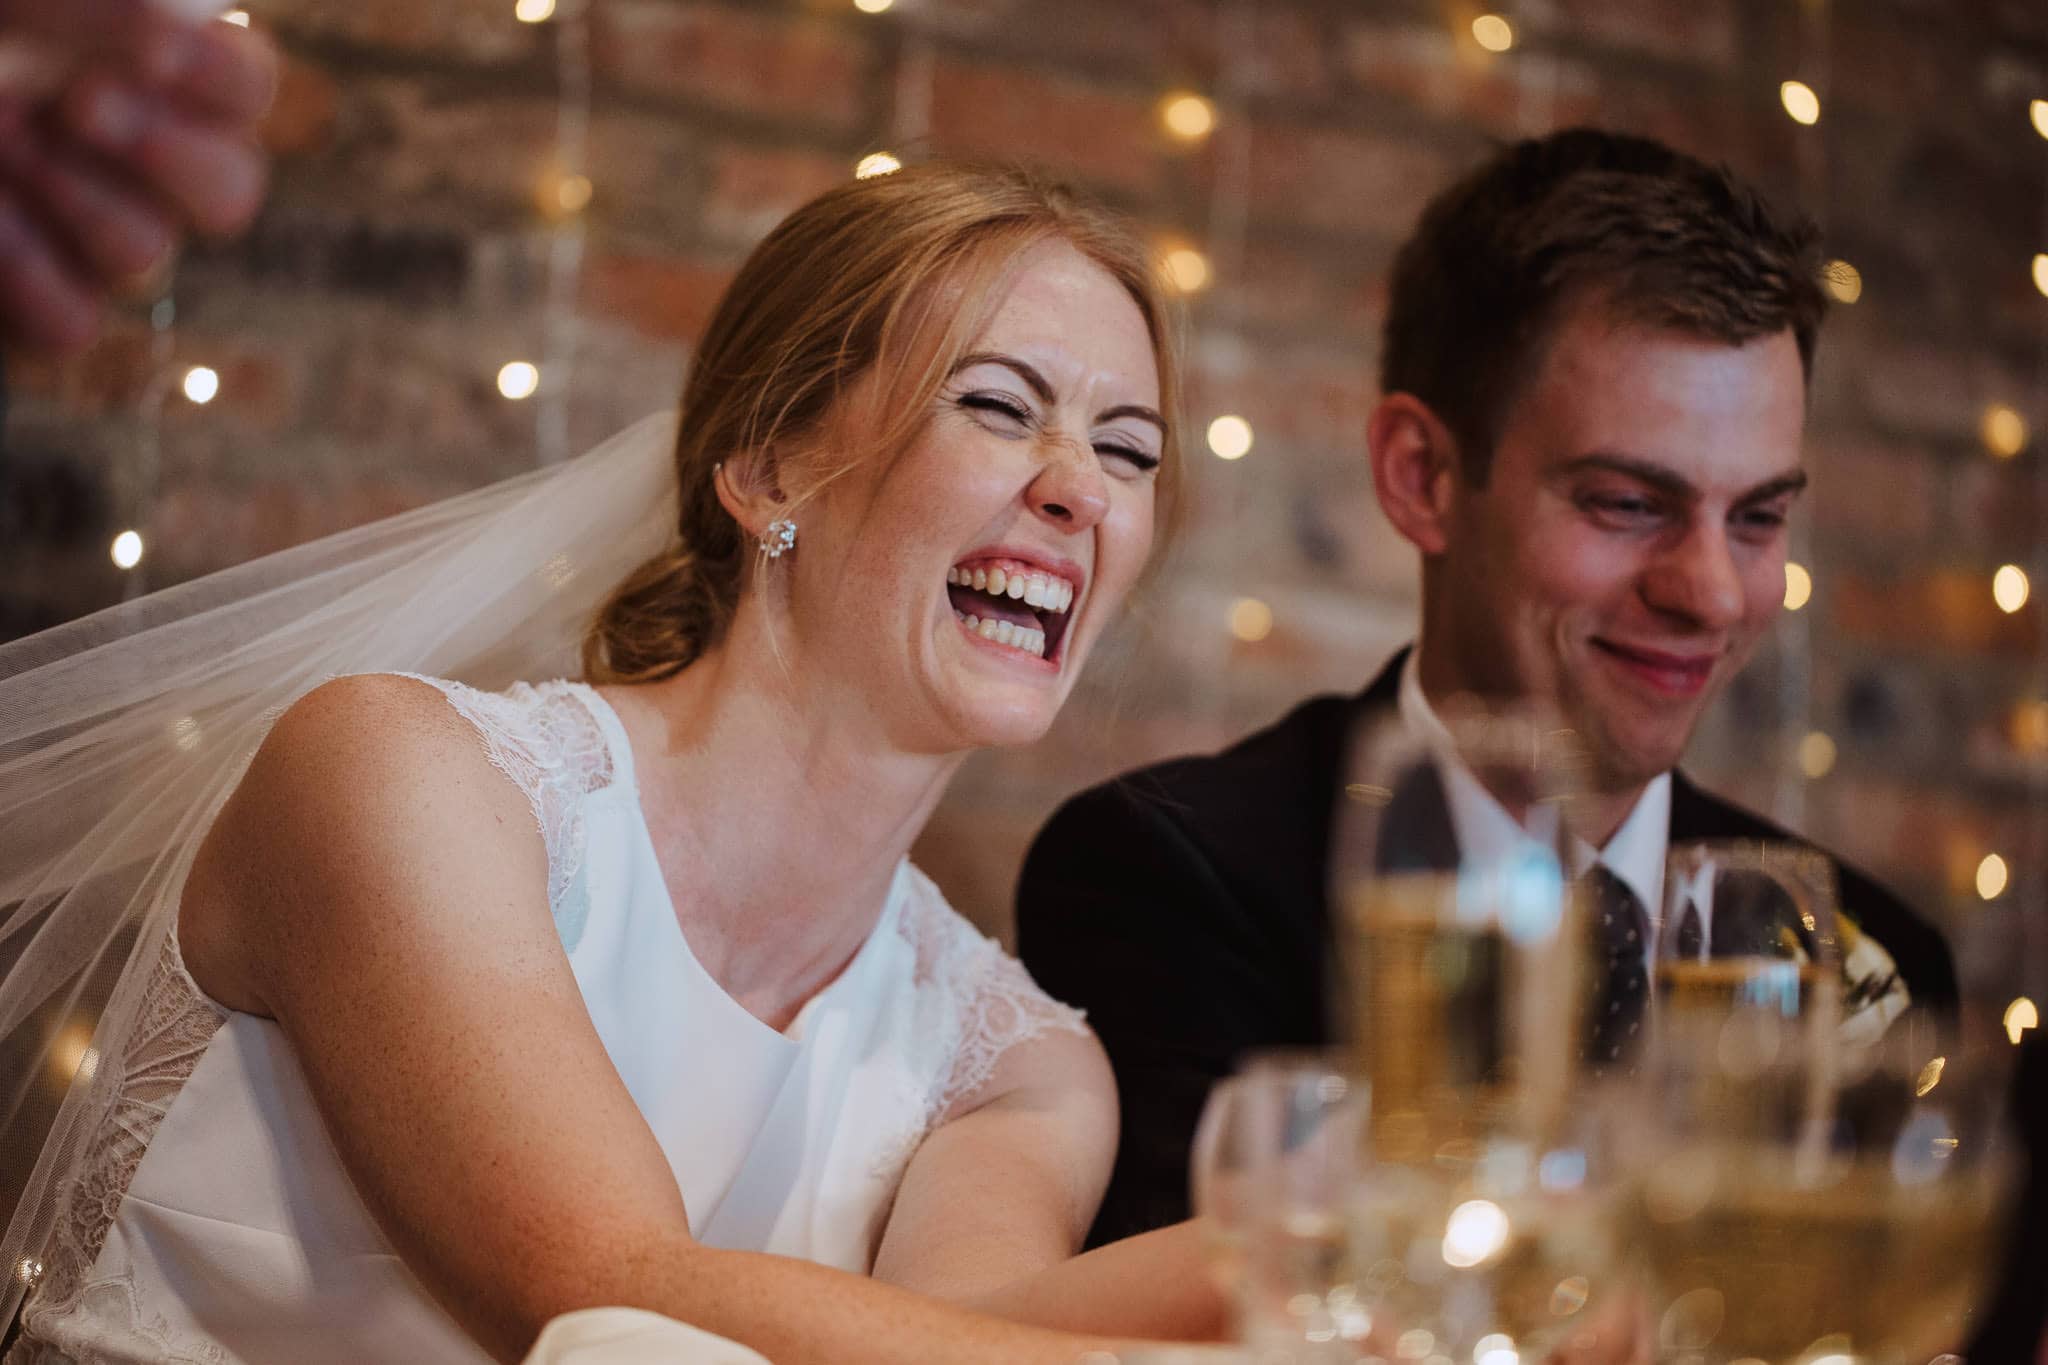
[1016, 650, 1961, 1240]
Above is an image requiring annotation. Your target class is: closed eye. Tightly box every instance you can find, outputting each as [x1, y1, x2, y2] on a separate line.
[1095, 439, 1161, 474]
[1580, 493, 1664, 528]
[958, 392, 1034, 427]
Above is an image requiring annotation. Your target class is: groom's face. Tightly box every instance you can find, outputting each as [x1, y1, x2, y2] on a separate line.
[1434, 305, 1809, 793]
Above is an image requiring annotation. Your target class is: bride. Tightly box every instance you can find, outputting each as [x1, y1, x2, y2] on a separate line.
[0, 162, 1221, 1363]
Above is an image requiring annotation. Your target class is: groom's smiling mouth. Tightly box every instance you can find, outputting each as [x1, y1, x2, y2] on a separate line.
[945, 555, 1081, 663]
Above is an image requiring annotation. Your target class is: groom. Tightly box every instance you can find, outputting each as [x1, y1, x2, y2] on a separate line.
[1016, 129, 1966, 1246]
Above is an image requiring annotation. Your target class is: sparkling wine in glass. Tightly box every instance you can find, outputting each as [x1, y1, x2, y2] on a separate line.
[1331, 708, 1637, 1365]
[1189, 1052, 1368, 1360]
[1635, 842, 2023, 1364]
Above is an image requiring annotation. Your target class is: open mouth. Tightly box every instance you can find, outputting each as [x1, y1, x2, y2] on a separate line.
[945, 557, 1080, 663]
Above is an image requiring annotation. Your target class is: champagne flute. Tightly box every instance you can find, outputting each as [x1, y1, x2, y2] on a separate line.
[1189, 1052, 1369, 1360]
[1330, 707, 1636, 1365]
[1636, 842, 2023, 1364]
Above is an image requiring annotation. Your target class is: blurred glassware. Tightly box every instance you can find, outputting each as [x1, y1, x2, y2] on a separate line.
[1190, 1052, 1370, 1361]
[1635, 842, 2024, 1364]
[1329, 707, 1636, 1365]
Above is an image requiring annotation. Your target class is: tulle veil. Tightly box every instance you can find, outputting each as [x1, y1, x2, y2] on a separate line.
[0, 410, 680, 1330]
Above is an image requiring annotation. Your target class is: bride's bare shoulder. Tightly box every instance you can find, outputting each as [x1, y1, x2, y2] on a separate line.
[181, 673, 548, 1013]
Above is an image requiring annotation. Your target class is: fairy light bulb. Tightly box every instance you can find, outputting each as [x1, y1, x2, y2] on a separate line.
[1207, 415, 1253, 461]
[1471, 15, 1514, 52]
[1780, 80, 1820, 125]
[497, 361, 541, 400]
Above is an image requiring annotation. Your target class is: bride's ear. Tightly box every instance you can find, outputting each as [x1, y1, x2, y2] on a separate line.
[711, 452, 790, 543]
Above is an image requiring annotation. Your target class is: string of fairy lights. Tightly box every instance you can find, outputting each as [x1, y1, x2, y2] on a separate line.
[90, 1, 2048, 919]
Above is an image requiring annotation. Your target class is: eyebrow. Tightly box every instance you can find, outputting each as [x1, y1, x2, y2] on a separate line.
[953, 351, 1167, 436]
[1553, 452, 1809, 505]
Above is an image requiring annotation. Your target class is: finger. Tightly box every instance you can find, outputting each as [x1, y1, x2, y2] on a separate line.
[60, 75, 266, 237]
[0, 188, 102, 352]
[0, 121, 174, 283]
[153, 21, 278, 125]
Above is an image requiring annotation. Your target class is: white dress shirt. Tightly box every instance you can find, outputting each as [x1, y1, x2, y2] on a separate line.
[1396, 651, 1672, 951]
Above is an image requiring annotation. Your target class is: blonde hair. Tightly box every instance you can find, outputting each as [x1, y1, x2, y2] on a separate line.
[582, 162, 1184, 684]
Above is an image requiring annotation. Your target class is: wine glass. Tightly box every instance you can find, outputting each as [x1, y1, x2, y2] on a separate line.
[1189, 1051, 1369, 1360]
[1636, 842, 2024, 1364]
[1329, 707, 1638, 1365]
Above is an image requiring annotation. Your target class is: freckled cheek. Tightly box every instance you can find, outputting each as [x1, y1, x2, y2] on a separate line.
[1093, 493, 1157, 605]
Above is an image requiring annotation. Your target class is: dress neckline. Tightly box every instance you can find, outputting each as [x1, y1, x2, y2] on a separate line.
[560, 680, 909, 1045]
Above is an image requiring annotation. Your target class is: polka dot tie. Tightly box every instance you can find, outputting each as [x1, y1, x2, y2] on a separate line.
[1585, 864, 1649, 1068]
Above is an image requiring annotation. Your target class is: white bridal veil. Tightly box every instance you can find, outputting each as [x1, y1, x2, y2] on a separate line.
[0, 411, 680, 1330]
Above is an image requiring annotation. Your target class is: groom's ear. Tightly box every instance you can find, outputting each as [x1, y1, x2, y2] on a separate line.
[1367, 393, 1462, 558]
[712, 451, 790, 542]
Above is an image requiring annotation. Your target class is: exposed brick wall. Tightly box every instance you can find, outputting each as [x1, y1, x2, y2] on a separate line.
[5, 0, 2046, 946]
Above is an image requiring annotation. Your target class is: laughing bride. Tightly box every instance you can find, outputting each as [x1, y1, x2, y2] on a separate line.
[0, 162, 1221, 1364]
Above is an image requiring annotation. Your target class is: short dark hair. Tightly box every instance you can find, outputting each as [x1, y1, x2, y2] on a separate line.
[1380, 127, 1828, 484]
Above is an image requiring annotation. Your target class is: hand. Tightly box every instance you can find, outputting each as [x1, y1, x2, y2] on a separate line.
[0, 0, 277, 352]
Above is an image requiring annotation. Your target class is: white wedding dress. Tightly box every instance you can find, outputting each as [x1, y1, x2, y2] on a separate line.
[11, 674, 1085, 1365]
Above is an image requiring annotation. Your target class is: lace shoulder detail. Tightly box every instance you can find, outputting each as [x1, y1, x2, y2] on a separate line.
[19, 929, 230, 1363]
[392, 674, 613, 948]
[893, 867, 1089, 1127]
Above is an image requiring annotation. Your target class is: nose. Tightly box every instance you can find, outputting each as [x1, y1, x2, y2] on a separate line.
[1027, 434, 1110, 533]
[1642, 522, 1747, 630]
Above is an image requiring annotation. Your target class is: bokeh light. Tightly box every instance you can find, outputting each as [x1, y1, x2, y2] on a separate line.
[181, 365, 220, 404]
[853, 0, 894, 11]
[2034, 253, 2048, 299]
[1229, 597, 1273, 642]
[2006, 997, 2039, 1045]
[497, 361, 541, 401]
[1982, 404, 2027, 459]
[1822, 259, 1861, 304]
[1798, 731, 1836, 779]
[1779, 80, 1820, 125]
[1472, 15, 1515, 52]
[1207, 414, 1253, 460]
[1977, 852, 2009, 901]
[2033, 99, 2048, 140]
[1442, 1198, 1511, 1268]
[1993, 564, 2030, 614]
[855, 151, 902, 179]
[514, 0, 555, 22]
[1163, 246, 1211, 294]
[223, 9, 250, 25]
[1782, 562, 1812, 611]
[1160, 92, 1216, 142]
[110, 531, 144, 570]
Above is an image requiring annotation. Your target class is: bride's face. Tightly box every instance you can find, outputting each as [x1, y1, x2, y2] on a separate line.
[786, 240, 1165, 753]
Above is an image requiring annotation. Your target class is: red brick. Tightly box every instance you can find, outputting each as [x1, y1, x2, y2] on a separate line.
[259, 0, 536, 65]
[927, 59, 1166, 199]
[1829, 568, 2039, 658]
[1340, 21, 1601, 137]
[702, 144, 853, 246]
[592, 1, 868, 134]
[581, 252, 735, 345]
[1805, 433, 1937, 547]
[1241, 121, 1462, 239]
[1524, 0, 1739, 71]
[260, 55, 340, 158]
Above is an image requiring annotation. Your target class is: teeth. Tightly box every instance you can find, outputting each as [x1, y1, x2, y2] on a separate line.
[952, 609, 1048, 658]
[947, 563, 1078, 615]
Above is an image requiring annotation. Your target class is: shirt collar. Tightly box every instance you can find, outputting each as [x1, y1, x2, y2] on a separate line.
[1395, 650, 1670, 914]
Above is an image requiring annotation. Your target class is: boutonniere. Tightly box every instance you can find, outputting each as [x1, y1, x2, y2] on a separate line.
[1835, 907, 1911, 1044]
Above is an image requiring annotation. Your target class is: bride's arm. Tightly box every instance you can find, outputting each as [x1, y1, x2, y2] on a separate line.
[869, 1026, 1227, 1341]
[177, 674, 1127, 1365]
